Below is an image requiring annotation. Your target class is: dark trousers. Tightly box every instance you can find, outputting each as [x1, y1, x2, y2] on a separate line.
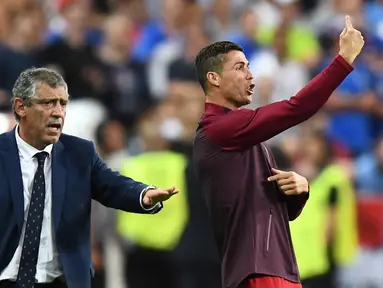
[175, 263, 221, 288]
[91, 269, 105, 288]
[126, 246, 222, 288]
[0, 278, 66, 288]
[301, 272, 333, 288]
[126, 247, 177, 288]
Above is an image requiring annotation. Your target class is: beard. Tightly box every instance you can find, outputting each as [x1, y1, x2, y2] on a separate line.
[231, 93, 252, 108]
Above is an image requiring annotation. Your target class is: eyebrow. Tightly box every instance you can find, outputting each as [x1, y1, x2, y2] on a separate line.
[42, 97, 67, 100]
[37, 97, 69, 103]
[233, 61, 250, 68]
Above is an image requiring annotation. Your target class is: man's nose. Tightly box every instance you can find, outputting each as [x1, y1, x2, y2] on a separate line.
[52, 103, 65, 117]
[247, 71, 254, 80]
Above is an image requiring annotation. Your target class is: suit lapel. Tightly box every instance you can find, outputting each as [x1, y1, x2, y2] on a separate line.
[51, 140, 67, 232]
[1, 129, 24, 233]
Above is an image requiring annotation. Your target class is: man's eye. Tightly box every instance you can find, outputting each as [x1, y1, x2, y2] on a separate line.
[43, 101, 55, 107]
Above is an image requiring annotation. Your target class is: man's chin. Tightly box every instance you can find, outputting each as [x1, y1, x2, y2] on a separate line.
[233, 95, 252, 108]
[43, 134, 61, 144]
[243, 96, 252, 106]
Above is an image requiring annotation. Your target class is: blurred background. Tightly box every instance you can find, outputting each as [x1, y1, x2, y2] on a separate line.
[1, 0, 383, 287]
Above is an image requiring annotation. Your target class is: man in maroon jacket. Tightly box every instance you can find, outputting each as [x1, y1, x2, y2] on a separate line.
[193, 16, 364, 288]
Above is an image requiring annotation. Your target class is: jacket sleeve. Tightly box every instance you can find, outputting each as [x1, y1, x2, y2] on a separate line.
[90, 145, 161, 214]
[286, 188, 310, 221]
[202, 55, 354, 150]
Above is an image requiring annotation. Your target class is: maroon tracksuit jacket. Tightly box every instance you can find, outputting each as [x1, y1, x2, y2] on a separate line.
[193, 55, 354, 288]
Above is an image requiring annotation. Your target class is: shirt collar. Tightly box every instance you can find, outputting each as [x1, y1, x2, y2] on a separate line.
[15, 125, 53, 161]
[205, 102, 232, 114]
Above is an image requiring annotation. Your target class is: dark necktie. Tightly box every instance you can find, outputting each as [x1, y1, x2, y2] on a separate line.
[17, 152, 48, 288]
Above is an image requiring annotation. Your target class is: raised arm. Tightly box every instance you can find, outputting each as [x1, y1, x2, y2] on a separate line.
[202, 16, 364, 150]
[202, 55, 352, 150]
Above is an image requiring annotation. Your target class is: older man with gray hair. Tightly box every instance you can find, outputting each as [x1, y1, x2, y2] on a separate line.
[0, 67, 179, 288]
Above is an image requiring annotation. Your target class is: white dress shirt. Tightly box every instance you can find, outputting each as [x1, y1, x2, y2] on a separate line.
[0, 128, 63, 283]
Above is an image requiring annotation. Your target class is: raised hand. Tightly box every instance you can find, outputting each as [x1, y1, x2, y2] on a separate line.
[142, 186, 179, 206]
[267, 168, 309, 196]
[338, 15, 365, 64]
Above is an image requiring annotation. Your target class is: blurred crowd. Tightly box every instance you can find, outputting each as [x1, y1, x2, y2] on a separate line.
[1, 0, 383, 287]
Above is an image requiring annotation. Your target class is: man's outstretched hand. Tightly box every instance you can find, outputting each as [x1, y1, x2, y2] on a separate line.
[143, 186, 179, 206]
[268, 168, 309, 196]
[338, 15, 365, 65]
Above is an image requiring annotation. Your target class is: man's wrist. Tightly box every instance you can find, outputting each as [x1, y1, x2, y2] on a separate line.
[140, 185, 156, 209]
[338, 52, 356, 65]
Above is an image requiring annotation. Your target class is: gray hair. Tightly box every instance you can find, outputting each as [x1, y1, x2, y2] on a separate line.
[11, 67, 68, 121]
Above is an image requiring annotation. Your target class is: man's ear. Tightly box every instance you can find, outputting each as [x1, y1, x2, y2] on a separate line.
[13, 98, 27, 118]
[206, 71, 221, 88]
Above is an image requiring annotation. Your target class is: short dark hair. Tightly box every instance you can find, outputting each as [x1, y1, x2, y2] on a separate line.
[195, 41, 243, 93]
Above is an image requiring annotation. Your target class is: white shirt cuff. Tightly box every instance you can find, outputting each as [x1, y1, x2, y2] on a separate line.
[140, 186, 162, 213]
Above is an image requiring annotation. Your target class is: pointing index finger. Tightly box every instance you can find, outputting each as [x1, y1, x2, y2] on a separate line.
[268, 173, 288, 182]
[345, 15, 353, 30]
[268, 168, 294, 181]
[271, 168, 283, 174]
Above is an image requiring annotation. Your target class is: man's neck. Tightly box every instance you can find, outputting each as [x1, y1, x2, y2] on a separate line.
[18, 125, 46, 150]
[205, 93, 238, 110]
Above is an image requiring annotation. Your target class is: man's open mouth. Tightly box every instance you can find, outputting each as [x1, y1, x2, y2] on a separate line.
[247, 84, 255, 95]
[47, 123, 62, 132]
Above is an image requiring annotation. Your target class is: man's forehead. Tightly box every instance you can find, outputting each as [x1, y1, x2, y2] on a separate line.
[225, 50, 248, 64]
[38, 84, 69, 100]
